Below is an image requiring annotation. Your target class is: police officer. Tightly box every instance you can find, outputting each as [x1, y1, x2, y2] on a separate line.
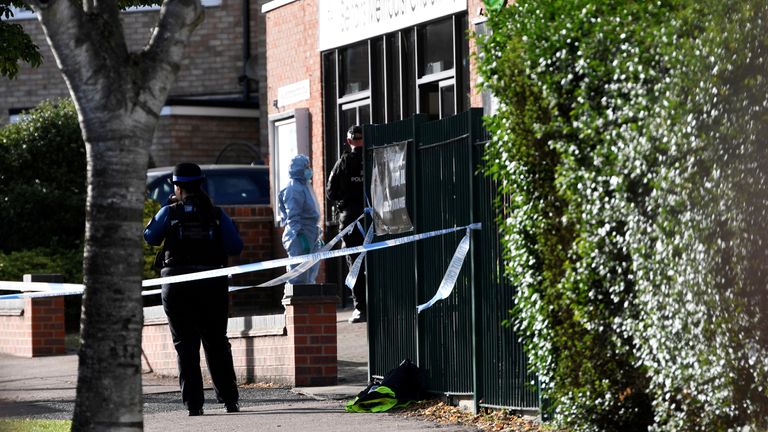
[327, 125, 366, 323]
[144, 162, 242, 416]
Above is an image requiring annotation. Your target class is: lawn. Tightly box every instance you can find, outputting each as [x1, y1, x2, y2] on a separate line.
[0, 419, 71, 432]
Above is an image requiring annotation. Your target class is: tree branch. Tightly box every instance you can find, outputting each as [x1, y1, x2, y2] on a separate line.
[24, 0, 131, 136]
[135, 0, 203, 116]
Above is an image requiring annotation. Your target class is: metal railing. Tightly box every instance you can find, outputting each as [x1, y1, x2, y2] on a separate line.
[362, 109, 540, 412]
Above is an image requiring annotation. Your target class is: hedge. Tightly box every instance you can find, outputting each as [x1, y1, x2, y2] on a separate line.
[0, 99, 86, 253]
[477, 0, 768, 430]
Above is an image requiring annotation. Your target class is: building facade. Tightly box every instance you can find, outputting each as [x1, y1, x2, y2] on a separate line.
[263, 0, 487, 276]
[0, 0, 270, 167]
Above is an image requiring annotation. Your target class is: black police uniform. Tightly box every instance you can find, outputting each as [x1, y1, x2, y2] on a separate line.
[326, 145, 366, 316]
[160, 197, 239, 414]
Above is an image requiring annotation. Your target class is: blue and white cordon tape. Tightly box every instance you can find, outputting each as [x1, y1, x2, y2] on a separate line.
[0, 213, 481, 313]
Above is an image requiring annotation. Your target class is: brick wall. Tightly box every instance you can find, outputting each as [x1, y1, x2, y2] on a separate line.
[0, 1, 262, 119]
[264, 0, 488, 236]
[224, 205, 287, 315]
[264, 0, 327, 220]
[0, 297, 65, 357]
[0, 0, 270, 162]
[141, 284, 338, 386]
[150, 115, 263, 167]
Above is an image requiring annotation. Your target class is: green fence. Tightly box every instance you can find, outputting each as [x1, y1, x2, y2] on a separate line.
[362, 109, 540, 412]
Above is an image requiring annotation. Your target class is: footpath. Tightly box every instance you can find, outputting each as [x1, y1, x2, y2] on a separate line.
[0, 307, 475, 431]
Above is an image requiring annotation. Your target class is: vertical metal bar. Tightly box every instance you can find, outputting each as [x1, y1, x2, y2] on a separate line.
[411, 115, 421, 367]
[467, 109, 479, 414]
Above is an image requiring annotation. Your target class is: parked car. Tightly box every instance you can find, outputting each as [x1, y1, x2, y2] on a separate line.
[146, 164, 270, 206]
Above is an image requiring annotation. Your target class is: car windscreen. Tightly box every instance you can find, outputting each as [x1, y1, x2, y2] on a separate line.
[147, 176, 174, 203]
[205, 170, 269, 205]
[146, 169, 269, 206]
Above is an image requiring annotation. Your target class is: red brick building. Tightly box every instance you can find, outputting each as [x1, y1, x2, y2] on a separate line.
[1, 0, 493, 287]
[0, 0, 270, 167]
[262, 0, 489, 281]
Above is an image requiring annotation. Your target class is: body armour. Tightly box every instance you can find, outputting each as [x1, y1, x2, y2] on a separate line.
[326, 147, 364, 225]
[162, 200, 226, 268]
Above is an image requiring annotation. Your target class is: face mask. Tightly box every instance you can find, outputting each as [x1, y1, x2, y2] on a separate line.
[304, 168, 313, 180]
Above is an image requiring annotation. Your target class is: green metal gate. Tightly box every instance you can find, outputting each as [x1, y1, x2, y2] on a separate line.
[363, 109, 539, 412]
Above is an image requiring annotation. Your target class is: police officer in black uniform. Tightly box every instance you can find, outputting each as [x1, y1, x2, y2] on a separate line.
[327, 125, 367, 323]
[144, 163, 243, 416]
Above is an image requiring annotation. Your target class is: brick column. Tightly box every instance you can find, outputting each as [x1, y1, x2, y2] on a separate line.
[23, 274, 66, 357]
[282, 284, 338, 386]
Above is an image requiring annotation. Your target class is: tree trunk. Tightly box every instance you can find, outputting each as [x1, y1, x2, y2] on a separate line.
[72, 133, 151, 431]
[23, 0, 204, 429]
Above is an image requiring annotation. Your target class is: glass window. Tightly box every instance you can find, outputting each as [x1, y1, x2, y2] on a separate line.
[322, 50, 340, 167]
[458, 14, 470, 112]
[371, 37, 385, 124]
[418, 18, 454, 77]
[419, 81, 440, 119]
[440, 83, 456, 118]
[341, 100, 371, 136]
[402, 29, 416, 118]
[339, 42, 369, 96]
[386, 33, 401, 122]
[274, 117, 299, 200]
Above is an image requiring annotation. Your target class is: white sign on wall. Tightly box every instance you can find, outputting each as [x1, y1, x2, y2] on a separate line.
[277, 79, 310, 107]
[318, 0, 467, 51]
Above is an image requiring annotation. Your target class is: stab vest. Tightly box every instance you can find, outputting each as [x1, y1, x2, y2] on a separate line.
[162, 200, 226, 268]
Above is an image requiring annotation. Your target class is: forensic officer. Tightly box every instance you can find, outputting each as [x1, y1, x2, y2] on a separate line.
[144, 162, 242, 416]
[277, 154, 322, 284]
[327, 125, 366, 323]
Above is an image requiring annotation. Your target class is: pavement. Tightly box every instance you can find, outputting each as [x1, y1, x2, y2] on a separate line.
[0, 307, 476, 431]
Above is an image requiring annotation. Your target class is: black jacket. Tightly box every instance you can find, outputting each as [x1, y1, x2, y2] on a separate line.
[326, 147, 364, 225]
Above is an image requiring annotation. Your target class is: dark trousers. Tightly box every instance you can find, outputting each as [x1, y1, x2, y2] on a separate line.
[342, 224, 366, 314]
[161, 267, 238, 410]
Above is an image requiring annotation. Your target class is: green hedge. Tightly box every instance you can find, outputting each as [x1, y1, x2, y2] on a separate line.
[0, 99, 86, 253]
[0, 248, 83, 283]
[0, 98, 160, 283]
[477, 0, 768, 430]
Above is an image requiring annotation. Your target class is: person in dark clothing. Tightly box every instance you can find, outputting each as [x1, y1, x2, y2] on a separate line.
[327, 125, 367, 323]
[144, 162, 243, 416]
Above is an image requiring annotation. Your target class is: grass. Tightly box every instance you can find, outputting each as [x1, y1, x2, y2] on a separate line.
[0, 419, 71, 432]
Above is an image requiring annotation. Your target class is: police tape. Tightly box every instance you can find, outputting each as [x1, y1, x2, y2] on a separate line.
[255, 213, 363, 287]
[344, 223, 375, 290]
[0, 222, 481, 311]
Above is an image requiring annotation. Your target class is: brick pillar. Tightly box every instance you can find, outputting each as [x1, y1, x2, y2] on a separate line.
[283, 284, 338, 386]
[23, 274, 66, 357]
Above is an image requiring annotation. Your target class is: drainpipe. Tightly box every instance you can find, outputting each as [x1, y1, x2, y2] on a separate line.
[241, 0, 251, 101]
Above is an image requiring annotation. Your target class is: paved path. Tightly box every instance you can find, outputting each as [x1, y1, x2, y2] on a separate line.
[0, 307, 477, 431]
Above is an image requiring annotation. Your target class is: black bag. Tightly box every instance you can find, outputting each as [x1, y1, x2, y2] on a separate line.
[379, 358, 426, 403]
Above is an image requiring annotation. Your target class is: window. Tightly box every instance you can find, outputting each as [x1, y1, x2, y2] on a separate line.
[269, 109, 310, 222]
[321, 13, 470, 183]
[418, 18, 454, 77]
[339, 42, 369, 96]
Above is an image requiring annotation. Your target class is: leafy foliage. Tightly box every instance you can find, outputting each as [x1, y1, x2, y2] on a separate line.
[0, 99, 86, 254]
[143, 198, 161, 279]
[0, 1, 42, 79]
[477, 0, 768, 430]
[0, 248, 83, 282]
[0, 0, 167, 79]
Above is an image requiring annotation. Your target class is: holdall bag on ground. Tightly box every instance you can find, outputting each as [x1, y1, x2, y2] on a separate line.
[345, 359, 426, 413]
